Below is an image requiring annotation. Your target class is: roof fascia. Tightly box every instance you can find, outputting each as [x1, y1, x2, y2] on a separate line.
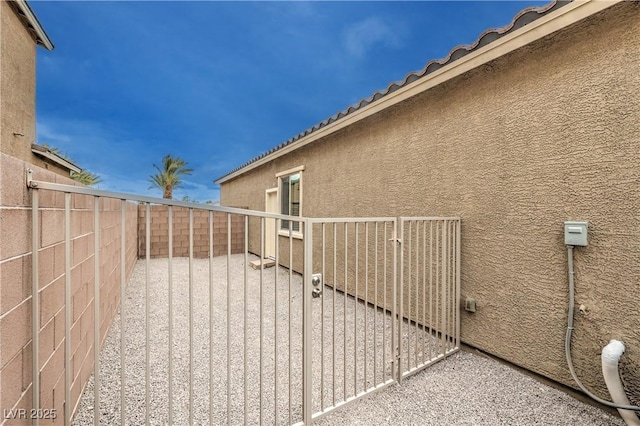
[12, 0, 54, 50]
[216, 0, 621, 185]
[31, 145, 82, 173]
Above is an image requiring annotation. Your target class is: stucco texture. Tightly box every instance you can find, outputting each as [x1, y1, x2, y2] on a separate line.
[0, 1, 67, 176]
[221, 3, 640, 403]
[1, 0, 36, 160]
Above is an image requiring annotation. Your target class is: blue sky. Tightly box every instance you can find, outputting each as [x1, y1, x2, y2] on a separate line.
[32, 1, 547, 202]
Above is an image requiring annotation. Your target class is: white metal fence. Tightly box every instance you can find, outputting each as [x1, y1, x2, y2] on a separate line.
[27, 172, 460, 425]
[398, 218, 461, 381]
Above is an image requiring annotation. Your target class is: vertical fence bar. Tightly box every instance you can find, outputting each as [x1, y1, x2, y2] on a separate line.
[364, 222, 369, 391]
[64, 194, 72, 425]
[353, 222, 358, 395]
[189, 208, 194, 425]
[373, 223, 378, 386]
[332, 223, 337, 407]
[343, 223, 347, 399]
[445, 221, 450, 353]
[444, 221, 449, 354]
[302, 220, 313, 425]
[260, 217, 265, 426]
[321, 223, 326, 410]
[451, 221, 455, 350]
[448, 221, 453, 351]
[456, 220, 461, 348]
[244, 216, 249, 426]
[168, 206, 174, 425]
[119, 199, 126, 426]
[31, 189, 40, 425]
[273, 217, 278, 424]
[452, 222, 456, 349]
[422, 221, 427, 364]
[397, 220, 403, 382]
[406, 221, 412, 373]
[94, 197, 101, 426]
[288, 227, 293, 425]
[413, 221, 420, 367]
[441, 220, 447, 356]
[209, 211, 214, 425]
[451, 221, 456, 350]
[145, 202, 150, 426]
[226, 213, 231, 426]
[434, 221, 440, 357]
[448, 221, 453, 350]
[429, 221, 433, 362]
[383, 223, 387, 382]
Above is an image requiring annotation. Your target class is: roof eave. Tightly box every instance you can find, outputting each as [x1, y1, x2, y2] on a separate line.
[215, 0, 621, 185]
[32, 144, 82, 173]
[11, 0, 54, 51]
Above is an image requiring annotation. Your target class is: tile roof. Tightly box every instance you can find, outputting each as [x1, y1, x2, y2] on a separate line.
[217, 0, 571, 183]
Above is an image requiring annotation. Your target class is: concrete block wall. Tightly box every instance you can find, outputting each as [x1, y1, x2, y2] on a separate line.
[0, 153, 138, 425]
[138, 205, 245, 259]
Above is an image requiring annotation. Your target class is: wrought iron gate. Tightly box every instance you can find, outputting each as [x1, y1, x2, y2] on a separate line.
[27, 171, 459, 425]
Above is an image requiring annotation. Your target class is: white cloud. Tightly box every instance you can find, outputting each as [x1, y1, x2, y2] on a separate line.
[343, 17, 400, 59]
[37, 121, 73, 145]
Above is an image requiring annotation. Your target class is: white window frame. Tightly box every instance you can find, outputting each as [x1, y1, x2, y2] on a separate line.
[276, 165, 304, 239]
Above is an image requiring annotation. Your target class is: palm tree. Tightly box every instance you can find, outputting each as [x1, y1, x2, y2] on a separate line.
[70, 170, 102, 186]
[149, 154, 193, 199]
[41, 144, 102, 186]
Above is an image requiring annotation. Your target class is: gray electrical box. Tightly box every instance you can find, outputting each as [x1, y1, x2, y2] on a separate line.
[564, 221, 588, 246]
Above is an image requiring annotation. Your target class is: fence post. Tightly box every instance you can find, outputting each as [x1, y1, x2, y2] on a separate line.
[456, 220, 461, 348]
[396, 219, 403, 383]
[302, 219, 313, 424]
[31, 188, 40, 425]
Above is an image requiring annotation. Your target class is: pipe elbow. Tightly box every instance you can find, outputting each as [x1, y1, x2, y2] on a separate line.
[601, 340, 640, 426]
[602, 340, 626, 366]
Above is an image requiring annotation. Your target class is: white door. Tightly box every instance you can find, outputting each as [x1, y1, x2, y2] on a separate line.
[265, 188, 278, 259]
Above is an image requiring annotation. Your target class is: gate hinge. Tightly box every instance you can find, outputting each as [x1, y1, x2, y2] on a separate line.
[26, 169, 38, 188]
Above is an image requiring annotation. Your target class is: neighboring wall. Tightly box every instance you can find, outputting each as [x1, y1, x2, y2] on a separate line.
[0, 155, 138, 425]
[137, 205, 246, 258]
[1, 1, 140, 422]
[221, 2, 640, 403]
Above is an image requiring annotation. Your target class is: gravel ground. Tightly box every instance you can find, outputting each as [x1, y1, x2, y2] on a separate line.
[73, 256, 623, 425]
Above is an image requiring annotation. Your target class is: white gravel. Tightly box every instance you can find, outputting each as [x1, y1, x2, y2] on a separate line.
[73, 255, 623, 425]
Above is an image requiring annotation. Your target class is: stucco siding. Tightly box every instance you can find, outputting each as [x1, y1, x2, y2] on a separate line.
[0, 1, 68, 176]
[221, 2, 640, 402]
[1, 0, 37, 162]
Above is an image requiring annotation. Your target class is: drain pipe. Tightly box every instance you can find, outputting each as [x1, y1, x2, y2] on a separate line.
[565, 244, 640, 424]
[602, 341, 640, 426]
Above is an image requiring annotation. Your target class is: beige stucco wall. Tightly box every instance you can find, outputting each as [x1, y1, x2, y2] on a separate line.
[221, 2, 640, 403]
[0, 1, 68, 176]
[1, 0, 36, 161]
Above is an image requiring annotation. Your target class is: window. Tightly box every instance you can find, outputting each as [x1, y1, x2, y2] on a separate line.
[277, 167, 303, 234]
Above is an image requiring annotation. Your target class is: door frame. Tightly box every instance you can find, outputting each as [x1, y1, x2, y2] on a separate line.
[264, 188, 278, 259]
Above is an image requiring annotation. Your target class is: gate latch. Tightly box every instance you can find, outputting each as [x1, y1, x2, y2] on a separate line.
[312, 274, 322, 298]
[389, 230, 402, 244]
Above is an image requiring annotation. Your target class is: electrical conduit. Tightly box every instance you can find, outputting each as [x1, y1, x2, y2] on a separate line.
[565, 246, 640, 425]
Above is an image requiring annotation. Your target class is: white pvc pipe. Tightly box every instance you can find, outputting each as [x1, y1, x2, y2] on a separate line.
[602, 340, 640, 426]
[565, 246, 640, 414]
